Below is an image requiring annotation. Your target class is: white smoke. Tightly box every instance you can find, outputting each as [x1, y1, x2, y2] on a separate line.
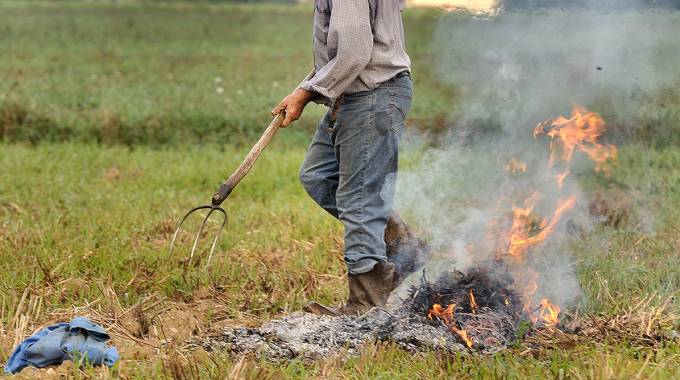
[395, 7, 678, 308]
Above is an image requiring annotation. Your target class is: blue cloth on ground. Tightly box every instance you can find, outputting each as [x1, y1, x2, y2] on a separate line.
[4, 316, 119, 374]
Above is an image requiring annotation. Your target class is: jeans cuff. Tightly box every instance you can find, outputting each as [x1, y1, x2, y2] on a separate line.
[348, 258, 380, 275]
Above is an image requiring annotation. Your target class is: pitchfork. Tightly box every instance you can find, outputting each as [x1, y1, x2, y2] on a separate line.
[168, 112, 286, 267]
[169, 71, 315, 266]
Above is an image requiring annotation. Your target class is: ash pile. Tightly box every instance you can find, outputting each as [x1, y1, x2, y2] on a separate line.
[200, 268, 528, 361]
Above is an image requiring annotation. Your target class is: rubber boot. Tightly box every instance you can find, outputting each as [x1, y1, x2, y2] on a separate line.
[305, 262, 398, 316]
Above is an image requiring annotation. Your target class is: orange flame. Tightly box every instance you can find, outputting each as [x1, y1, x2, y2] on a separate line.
[428, 303, 455, 322]
[428, 303, 474, 348]
[539, 298, 561, 328]
[534, 106, 617, 174]
[454, 327, 474, 348]
[522, 297, 562, 327]
[510, 106, 615, 327]
[508, 196, 576, 258]
[506, 195, 573, 326]
[469, 289, 478, 314]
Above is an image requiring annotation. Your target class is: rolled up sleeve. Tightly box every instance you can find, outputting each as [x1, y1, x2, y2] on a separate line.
[301, 0, 373, 100]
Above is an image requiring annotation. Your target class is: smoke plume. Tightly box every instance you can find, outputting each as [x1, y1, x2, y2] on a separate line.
[395, 6, 679, 309]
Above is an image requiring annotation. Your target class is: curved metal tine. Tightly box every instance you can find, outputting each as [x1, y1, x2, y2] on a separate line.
[168, 205, 213, 257]
[188, 206, 223, 266]
[205, 206, 228, 268]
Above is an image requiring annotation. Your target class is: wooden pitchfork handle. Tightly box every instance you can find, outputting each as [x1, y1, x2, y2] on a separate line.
[211, 70, 316, 206]
[211, 112, 284, 206]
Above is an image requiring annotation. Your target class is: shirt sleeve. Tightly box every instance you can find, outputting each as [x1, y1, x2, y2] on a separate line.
[301, 0, 374, 100]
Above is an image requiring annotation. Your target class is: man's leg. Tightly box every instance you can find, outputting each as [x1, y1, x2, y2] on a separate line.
[334, 92, 397, 275]
[335, 83, 412, 276]
[305, 77, 415, 316]
[299, 113, 340, 218]
[299, 94, 427, 277]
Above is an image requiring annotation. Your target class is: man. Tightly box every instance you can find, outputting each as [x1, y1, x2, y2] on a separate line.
[271, 0, 426, 316]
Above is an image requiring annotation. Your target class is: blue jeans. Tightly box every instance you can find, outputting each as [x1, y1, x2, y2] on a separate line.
[300, 74, 413, 275]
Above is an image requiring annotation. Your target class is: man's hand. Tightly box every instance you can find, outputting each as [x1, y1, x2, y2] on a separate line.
[271, 88, 315, 127]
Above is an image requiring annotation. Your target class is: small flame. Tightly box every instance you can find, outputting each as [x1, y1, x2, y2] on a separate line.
[428, 303, 474, 348]
[454, 327, 474, 348]
[539, 298, 561, 328]
[428, 303, 455, 322]
[508, 196, 576, 258]
[469, 289, 478, 314]
[534, 106, 618, 174]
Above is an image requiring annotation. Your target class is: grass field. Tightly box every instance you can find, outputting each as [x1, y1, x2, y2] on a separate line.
[1, 2, 680, 379]
[0, 1, 453, 146]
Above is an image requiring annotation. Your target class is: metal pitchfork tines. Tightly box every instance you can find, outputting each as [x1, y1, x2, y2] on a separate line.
[168, 113, 286, 267]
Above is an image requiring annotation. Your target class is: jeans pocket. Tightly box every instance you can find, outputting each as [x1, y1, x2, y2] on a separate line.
[389, 89, 412, 136]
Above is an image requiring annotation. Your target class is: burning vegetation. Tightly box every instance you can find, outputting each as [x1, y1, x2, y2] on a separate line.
[418, 106, 619, 347]
[415, 269, 522, 349]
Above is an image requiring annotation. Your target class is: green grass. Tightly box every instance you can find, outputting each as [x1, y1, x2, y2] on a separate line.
[0, 1, 454, 146]
[1, 142, 679, 378]
[1, 1, 679, 379]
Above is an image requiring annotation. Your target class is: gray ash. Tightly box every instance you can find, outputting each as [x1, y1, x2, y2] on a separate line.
[199, 268, 525, 361]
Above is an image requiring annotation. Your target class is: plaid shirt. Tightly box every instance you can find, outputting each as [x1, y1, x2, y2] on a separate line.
[300, 0, 411, 102]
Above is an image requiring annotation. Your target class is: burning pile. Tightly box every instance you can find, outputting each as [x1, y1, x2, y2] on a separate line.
[423, 106, 618, 347]
[410, 269, 522, 349]
[199, 106, 621, 359]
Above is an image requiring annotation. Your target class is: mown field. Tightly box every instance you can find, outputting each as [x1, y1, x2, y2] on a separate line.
[0, 1, 453, 146]
[1, 2, 680, 379]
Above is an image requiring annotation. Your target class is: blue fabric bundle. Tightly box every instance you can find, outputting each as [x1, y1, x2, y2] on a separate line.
[4, 316, 119, 374]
